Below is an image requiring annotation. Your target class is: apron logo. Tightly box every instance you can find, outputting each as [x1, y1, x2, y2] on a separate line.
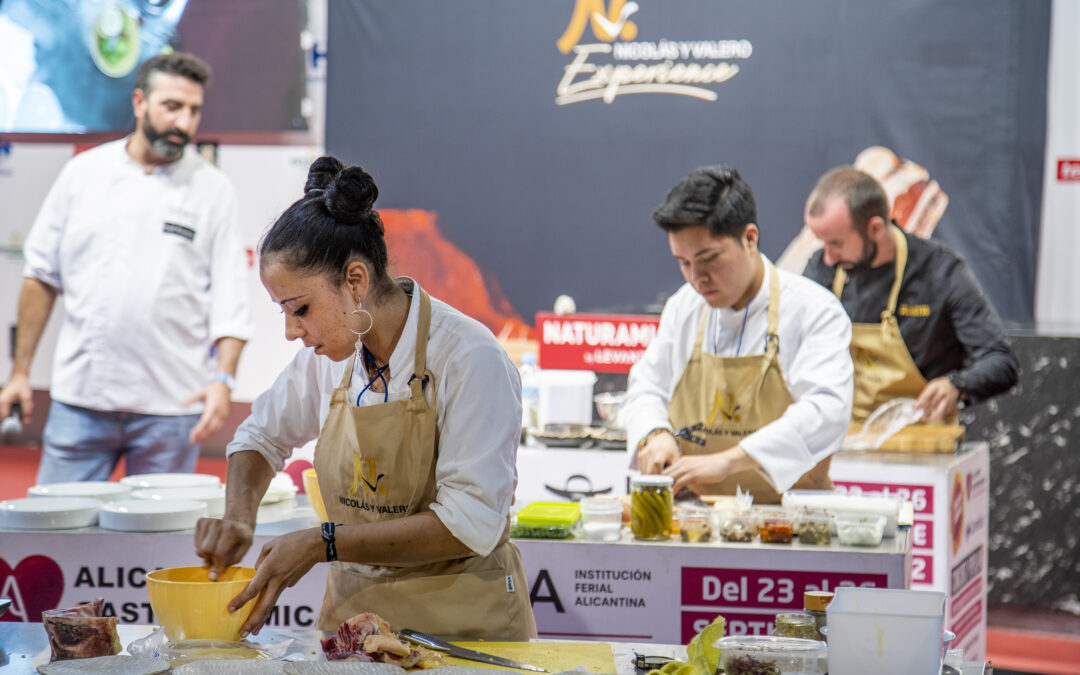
[349, 455, 388, 496]
[705, 393, 741, 424]
[853, 347, 877, 370]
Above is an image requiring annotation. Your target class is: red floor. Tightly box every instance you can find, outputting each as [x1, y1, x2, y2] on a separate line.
[2, 444, 1079, 673]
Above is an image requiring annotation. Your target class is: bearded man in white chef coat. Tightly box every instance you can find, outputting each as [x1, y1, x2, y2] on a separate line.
[0, 52, 252, 482]
[622, 165, 853, 503]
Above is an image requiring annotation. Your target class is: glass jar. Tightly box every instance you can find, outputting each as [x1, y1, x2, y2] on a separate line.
[770, 612, 820, 640]
[631, 475, 673, 541]
[803, 590, 834, 641]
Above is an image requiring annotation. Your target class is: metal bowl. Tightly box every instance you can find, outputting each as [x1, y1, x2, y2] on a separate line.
[594, 391, 627, 430]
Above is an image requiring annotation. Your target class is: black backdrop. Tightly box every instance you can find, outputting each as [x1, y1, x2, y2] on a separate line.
[326, 0, 1049, 323]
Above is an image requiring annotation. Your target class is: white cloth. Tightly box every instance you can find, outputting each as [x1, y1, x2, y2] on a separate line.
[228, 286, 522, 557]
[22, 138, 252, 415]
[623, 255, 853, 493]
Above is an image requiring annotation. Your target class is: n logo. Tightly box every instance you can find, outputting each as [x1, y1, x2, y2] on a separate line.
[705, 393, 741, 425]
[349, 455, 388, 496]
[853, 347, 877, 370]
[557, 0, 639, 54]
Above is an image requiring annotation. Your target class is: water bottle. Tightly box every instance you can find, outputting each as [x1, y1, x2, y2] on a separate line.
[518, 352, 540, 445]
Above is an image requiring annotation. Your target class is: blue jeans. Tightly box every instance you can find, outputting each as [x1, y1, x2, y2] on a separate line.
[36, 401, 202, 484]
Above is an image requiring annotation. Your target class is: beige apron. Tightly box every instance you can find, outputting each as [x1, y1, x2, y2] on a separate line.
[832, 225, 927, 422]
[313, 287, 537, 640]
[668, 260, 832, 504]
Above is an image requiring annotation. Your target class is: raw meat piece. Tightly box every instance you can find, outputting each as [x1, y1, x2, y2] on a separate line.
[41, 599, 121, 661]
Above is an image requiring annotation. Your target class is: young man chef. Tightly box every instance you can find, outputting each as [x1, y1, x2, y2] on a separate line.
[623, 166, 854, 503]
[802, 166, 1018, 422]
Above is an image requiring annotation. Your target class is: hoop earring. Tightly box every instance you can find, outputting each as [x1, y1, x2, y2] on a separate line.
[350, 303, 374, 360]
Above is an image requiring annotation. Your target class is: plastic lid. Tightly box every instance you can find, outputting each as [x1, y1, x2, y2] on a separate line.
[632, 474, 674, 487]
[516, 501, 581, 526]
[714, 635, 826, 653]
[579, 497, 622, 515]
[520, 352, 537, 366]
[804, 590, 835, 611]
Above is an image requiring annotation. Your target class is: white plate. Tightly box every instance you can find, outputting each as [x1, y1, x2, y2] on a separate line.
[131, 487, 226, 518]
[120, 473, 221, 489]
[99, 499, 208, 532]
[0, 497, 102, 530]
[243, 472, 299, 505]
[28, 481, 132, 502]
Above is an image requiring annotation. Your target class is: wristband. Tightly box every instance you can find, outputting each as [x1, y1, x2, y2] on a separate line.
[636, 427, 673, 452]
[322, 521, 343, 562]
[210, 372, 236, 391]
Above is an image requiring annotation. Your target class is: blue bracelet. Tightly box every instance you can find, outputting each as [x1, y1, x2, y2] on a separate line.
[209, 372, 236, 390]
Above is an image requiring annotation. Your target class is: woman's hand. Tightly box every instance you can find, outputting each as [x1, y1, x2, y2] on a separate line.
[195, 517, 255, 581]
[229, 528, 325, 636]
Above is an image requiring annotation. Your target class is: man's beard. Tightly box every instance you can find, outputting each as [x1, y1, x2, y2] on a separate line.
[142, 113, 189, 161]
[841, 233, 878, 271]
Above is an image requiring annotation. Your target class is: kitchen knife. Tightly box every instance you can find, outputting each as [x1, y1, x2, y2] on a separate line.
[400, 629, 548, 672]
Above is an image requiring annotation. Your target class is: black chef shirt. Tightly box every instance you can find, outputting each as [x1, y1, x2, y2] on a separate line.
[804, 230, 1018, 406]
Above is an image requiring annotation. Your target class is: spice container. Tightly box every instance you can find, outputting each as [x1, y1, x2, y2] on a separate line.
[835, 513, 887, 546]
[631, 475, 673, 541]
[794, 509, 831, 545]
[771, 612, 820, 640]
[679, 504, 712, 543]
[579, 496, 622, 542]
[803, 590, 834, 641]
[719, 512, 757, 542]
[510, 502, 581, 539]
[715, 635, 826, 675]
[758, 509, 794, 544]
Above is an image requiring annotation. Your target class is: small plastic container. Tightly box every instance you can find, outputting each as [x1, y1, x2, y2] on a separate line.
[510, 502, 581, 539]
[579, 496, 622, 542]
[835, 513, 887, 546]
[679, 505, 713, 543]
[631, 475, 673, 541]
[718, 512, 757, 543]
[794, 509, 831, 545]
[771, 612, 820, 640]
[758, 509, 794, 544]
[715, 635, 826, 675]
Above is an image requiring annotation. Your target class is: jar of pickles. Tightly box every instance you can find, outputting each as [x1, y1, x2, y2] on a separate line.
[770, 612, 820, 640]
[631, 475, 673, 541]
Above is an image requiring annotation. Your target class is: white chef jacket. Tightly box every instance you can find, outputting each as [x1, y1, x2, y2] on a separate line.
[22, 138, 253, 416]
[623, 255, 853, 493]
[229, 282, 522, 558]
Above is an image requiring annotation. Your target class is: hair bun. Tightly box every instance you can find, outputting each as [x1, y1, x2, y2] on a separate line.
[699, 165, 739, 186]
[324, 166, 379, 225]
[305, 156, 345, 194]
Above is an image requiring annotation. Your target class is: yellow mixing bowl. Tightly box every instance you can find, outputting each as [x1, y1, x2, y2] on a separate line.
[146, 566, 261, 641]
[302, 468, 328, 522]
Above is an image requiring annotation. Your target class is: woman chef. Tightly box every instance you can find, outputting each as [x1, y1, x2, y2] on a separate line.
[194, 157, 537, 639]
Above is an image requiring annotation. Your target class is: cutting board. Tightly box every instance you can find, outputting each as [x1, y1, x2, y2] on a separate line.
[845, 422, 965, 453]
[445, 641, 616, 673]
